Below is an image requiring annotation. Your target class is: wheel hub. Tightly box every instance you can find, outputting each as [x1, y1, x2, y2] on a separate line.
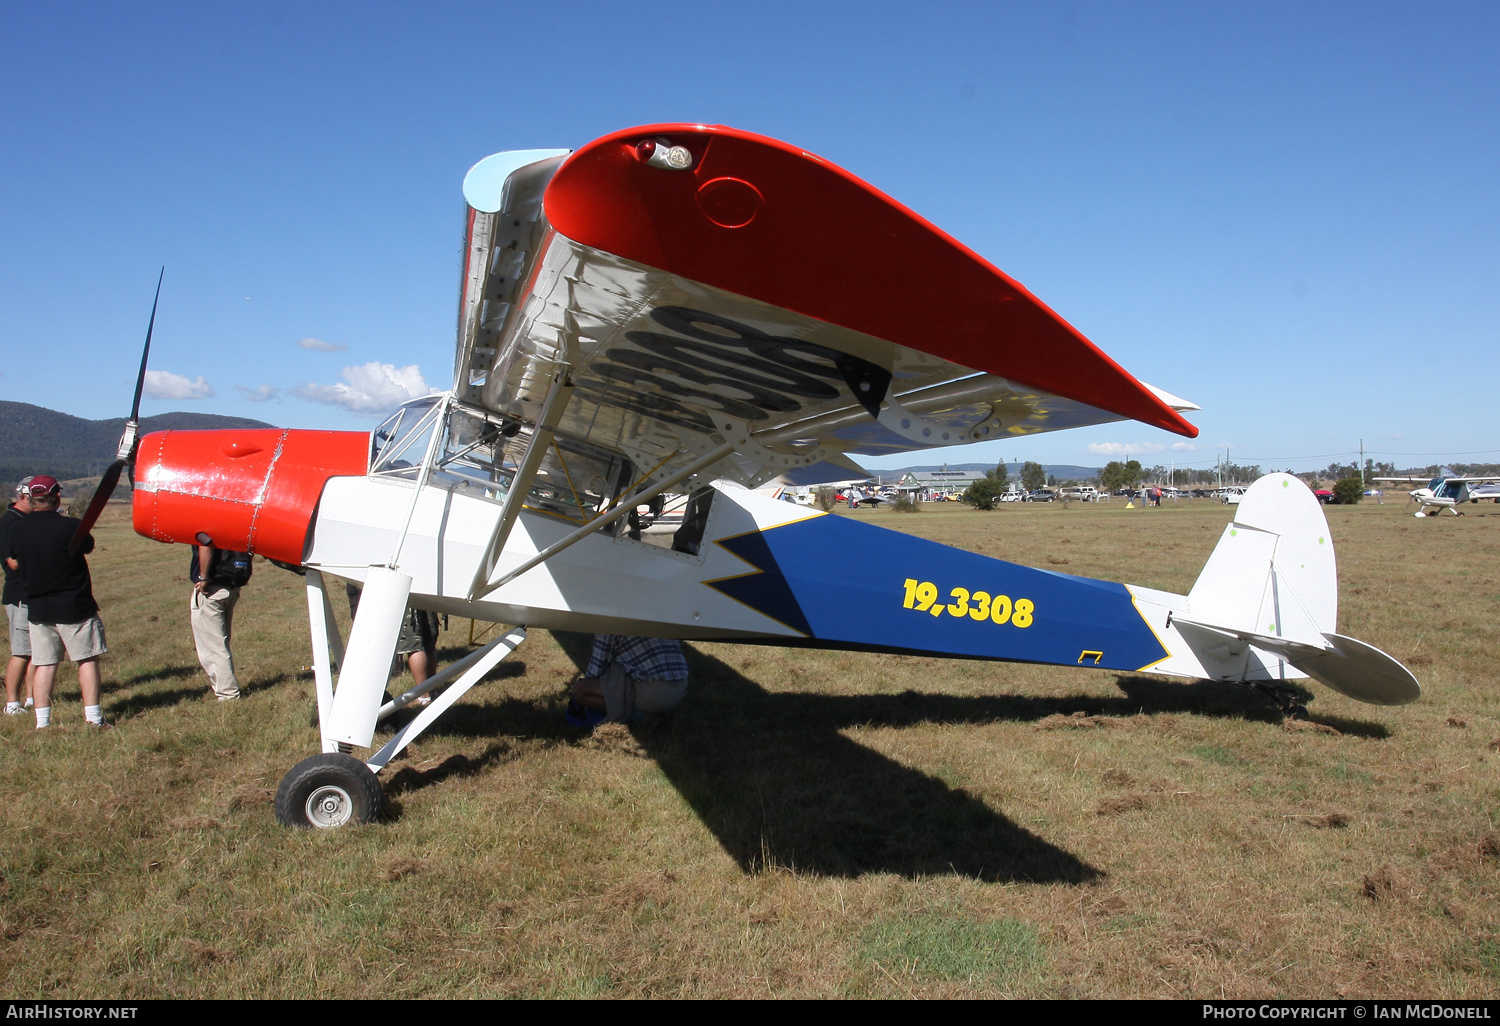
[305, 784, 354, 828]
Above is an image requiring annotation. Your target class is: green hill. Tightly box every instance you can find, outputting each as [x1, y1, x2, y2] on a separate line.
[0, 400, 276, 484]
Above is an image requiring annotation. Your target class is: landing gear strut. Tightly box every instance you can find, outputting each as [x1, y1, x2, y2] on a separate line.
[1252, 682, 1309, 720]
[275, 568, 532, 829]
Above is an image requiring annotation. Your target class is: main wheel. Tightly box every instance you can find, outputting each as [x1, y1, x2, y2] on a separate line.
[275, 753, 383, 828]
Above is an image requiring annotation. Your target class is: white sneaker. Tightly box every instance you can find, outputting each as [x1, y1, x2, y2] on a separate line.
[3, 705, 21, 716]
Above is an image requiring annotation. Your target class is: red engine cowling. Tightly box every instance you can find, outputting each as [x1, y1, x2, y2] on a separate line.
[132, 429, 370, 564]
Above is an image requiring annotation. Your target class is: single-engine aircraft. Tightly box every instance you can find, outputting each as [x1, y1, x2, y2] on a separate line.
[80, 125, 1422, 828]
[1373, 469, 1500, 517]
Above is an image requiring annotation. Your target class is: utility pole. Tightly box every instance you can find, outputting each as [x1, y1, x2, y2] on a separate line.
[1359, 438, 1366, 487]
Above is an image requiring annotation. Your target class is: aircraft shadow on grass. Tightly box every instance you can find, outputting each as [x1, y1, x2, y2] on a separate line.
[402, 632, 1099, 883]
[1110, 676, 1391, 739]
[404, 634, 1392, 880]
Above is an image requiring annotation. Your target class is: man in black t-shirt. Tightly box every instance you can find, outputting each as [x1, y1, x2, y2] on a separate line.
[1, 477, 36, 715]
[3, 477, 109, 729]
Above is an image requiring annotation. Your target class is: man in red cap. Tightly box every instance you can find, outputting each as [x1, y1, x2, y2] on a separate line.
[2, 476, 109, 728]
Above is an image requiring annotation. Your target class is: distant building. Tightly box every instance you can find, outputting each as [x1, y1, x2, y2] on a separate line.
[897, 466, 989, 500]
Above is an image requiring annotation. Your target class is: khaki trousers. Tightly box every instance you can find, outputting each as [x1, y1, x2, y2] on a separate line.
[190, 585, 240, 699]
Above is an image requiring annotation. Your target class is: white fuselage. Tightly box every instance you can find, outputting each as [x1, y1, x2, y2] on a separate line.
[307, 475, 815, 640]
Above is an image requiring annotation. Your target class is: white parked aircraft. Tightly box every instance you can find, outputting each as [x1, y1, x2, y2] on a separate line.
[1374, 469, 1500, 517]
[78, 125, 1422, 829]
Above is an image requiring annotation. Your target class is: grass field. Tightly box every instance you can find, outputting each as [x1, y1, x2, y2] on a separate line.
[2, 496, 1498, 998]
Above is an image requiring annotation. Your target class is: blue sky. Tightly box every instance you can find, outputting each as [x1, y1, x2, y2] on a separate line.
[2, 2, 1496, 474]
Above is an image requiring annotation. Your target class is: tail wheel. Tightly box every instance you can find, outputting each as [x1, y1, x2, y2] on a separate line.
[275, 753, 383, 828]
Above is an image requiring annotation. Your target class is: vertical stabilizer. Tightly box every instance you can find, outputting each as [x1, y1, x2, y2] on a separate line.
[1187, 473, 1336, 644]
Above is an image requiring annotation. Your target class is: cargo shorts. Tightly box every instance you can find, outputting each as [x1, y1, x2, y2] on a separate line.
[28, 615, 107, 666]
[5, 603, 30, 657]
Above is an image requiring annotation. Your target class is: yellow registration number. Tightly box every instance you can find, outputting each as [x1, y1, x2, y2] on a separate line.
[901, 579, 1034, 628]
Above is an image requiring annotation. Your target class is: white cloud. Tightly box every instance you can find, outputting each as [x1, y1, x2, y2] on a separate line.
[293, 362, 438, 415]
[1170, 442, 1198, 451]
[144, 370, 214, 400]
[1085, 441, 1166, 457]
[297, 337, 347, 352]
[236, 384, 281, 402]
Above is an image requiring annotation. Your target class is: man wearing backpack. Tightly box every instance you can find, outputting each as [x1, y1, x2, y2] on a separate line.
[190, 539, 251, 701]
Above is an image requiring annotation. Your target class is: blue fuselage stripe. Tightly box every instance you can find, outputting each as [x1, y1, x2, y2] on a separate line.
[708, 516, 1167, 671]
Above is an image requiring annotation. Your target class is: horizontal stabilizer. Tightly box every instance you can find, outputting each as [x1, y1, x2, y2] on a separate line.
[1169, 616, 1418, 705]
[1291, 633, 1421, 706]
[1170, 614, 1328, 658]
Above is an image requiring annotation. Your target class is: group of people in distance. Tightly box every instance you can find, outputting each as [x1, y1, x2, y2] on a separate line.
[2, 473, 690, 735]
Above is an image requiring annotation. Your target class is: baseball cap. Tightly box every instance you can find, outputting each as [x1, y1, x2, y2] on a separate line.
[13, 476, 33, 498]
[26, 476, 61, 497]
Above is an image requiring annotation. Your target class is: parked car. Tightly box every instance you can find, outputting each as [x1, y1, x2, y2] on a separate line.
[1025, 489, 1056, 502]
[1314, 489, 1334, 504]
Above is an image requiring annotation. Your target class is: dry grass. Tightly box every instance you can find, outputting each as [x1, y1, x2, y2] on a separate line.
[1, 497, 1499, 998]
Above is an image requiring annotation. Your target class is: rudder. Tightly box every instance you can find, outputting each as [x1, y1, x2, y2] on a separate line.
[1187, 473, 1336, 645]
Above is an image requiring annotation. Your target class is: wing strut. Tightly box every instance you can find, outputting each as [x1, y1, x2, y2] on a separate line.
[388, 394, 454, 570]
[465, 368, 574, 600]
[472, 439, 736, 600]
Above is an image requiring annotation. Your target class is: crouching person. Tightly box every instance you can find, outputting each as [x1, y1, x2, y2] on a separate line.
[570, 634, 688, 729]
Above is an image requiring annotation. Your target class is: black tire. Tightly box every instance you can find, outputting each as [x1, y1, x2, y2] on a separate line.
[275, 753, 383, 829]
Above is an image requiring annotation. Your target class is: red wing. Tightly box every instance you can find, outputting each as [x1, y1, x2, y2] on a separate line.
[544, 123, 1196, 439]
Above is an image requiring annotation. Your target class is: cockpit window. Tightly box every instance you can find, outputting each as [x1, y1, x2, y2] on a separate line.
[369, 397, 639, 525]
[370, 397, 442, 475]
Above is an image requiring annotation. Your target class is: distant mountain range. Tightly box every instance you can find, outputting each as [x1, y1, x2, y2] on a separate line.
[0, 400, 1104, 490]
[0, 401, 275, 484]
[868, 462, 1102, 482]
